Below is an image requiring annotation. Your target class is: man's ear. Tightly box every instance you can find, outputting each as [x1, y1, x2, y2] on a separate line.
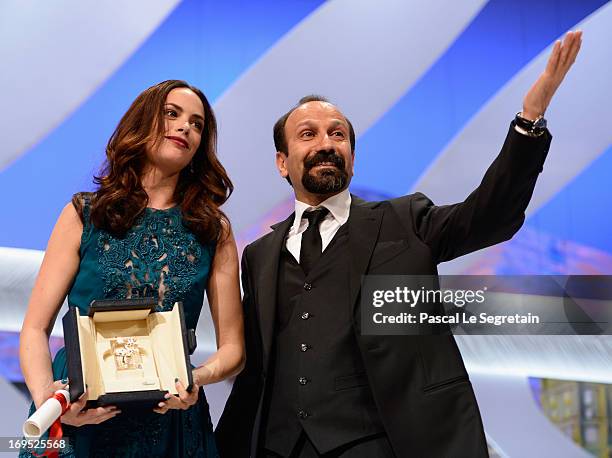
[276, 151, 289, 178]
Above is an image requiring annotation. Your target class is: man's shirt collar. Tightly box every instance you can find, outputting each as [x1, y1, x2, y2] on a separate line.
[290, 188, 351, 234]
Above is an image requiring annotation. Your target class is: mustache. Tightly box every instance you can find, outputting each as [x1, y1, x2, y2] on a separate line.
[304, 150, 345, 170]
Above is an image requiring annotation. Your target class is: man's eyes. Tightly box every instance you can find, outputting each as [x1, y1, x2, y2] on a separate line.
[299, 130, 345, 138]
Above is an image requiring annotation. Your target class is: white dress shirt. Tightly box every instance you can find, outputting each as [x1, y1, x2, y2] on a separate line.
[286, 188, 351, 263]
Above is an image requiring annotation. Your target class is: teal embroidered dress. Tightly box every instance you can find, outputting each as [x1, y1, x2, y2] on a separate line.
[21, 197, 219, 458]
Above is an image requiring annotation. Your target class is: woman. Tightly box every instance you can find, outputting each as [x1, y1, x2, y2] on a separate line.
[19, 80, 244, 457]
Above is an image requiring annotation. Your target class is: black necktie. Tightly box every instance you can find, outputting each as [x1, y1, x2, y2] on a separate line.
[299, 208, 329, 275]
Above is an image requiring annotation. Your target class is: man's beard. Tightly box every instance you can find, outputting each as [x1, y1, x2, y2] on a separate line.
[302, 150, 349, 194]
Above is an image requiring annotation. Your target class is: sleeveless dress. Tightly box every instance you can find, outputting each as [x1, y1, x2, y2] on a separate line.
[21, 197, 219, 458]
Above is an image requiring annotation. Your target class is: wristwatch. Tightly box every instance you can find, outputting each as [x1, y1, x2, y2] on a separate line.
[514, 112, 547, 137]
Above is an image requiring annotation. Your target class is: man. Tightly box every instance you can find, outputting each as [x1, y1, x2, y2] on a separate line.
[216, 31, 582, 457]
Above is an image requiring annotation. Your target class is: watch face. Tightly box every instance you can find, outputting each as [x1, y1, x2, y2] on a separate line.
[534, 117, 547, 130]
[514, 113, 546, 135]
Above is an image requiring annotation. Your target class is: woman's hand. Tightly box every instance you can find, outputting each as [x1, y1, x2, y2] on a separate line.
[34, 379, 69, 409]
[41, 381, 121, 427]
[60, 398, 120, 427]
[153, 379, 199, 414]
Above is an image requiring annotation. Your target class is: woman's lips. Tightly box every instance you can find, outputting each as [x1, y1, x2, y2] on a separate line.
[166, 136, 189, 149]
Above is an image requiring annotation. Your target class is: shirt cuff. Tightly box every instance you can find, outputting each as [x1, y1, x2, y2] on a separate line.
[513, 123, 545, 138]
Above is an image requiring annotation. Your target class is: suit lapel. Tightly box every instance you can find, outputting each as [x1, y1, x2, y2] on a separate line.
[348, 197, 383, 311]
[257, 213, 294, 365]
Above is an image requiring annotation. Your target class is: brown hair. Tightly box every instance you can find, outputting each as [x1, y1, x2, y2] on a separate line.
[73, 80, 232, 243]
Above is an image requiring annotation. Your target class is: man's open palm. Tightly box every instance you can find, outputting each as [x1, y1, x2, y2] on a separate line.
[522, 30, 582, 120]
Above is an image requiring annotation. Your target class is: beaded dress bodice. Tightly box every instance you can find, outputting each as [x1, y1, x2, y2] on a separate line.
[32, 198, 221, 457]
[68, 202, 214, 330]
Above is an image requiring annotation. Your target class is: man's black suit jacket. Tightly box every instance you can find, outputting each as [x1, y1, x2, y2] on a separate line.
[215, 124, 552, 457]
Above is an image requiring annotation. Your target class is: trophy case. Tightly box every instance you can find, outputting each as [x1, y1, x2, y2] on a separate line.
[62, 298, 197, 409]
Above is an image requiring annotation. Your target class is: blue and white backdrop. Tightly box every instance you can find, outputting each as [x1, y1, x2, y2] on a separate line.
[1, 1, 611, 456]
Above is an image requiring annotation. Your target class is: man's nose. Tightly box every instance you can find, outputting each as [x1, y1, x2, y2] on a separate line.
[318, 133, 334, 150]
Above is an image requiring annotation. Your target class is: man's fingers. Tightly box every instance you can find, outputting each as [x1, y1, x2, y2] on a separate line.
[560, 31, 581, 68]
[564, 31, 582, 68]
[543, 30, 581, 91]
[554, 31, 581, 84]
[545, 40, 561, 74]
[558, 32, 573, 68]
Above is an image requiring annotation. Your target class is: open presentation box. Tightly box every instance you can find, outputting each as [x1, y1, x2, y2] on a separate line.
[62, 298, 197, 409]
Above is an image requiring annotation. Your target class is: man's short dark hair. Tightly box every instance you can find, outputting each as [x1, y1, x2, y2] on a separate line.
[273, 95, 356, 155]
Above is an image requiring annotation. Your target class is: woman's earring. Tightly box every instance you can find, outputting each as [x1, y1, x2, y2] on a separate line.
[190, 161, 195, 173]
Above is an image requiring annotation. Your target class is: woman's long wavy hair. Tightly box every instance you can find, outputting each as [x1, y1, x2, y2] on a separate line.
[73, 80, 233, 243]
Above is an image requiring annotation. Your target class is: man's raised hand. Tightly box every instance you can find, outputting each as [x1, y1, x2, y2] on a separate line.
[522, 30, 582, 120]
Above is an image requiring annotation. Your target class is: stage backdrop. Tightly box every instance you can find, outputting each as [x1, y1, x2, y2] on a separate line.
[1, 1, 610, 455]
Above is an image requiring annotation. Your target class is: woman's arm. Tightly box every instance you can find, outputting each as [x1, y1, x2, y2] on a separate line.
[196, 222, 245, 385]
[155, 223, 245, 414]
[21, 203, 121, 425]
[20, 203, 82, 408]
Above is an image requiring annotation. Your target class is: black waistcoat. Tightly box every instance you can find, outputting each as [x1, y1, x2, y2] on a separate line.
[262, 224, 384, 456]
